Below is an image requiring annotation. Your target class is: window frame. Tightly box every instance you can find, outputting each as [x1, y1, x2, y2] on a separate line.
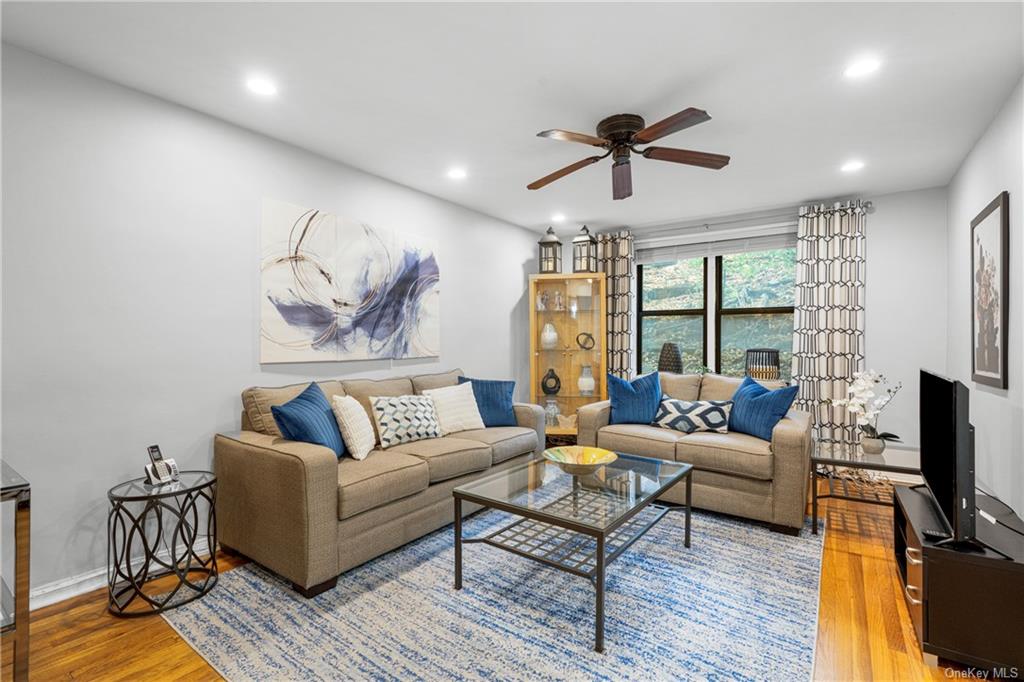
[635, 258, 709, 375]
[713, 253, 796, 374]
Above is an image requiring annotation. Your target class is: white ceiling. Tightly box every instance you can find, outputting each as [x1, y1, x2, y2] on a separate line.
[3, 2, 1022, 233]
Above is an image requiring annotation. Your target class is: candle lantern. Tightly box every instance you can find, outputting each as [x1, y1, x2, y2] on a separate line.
[538, 226, 562, 273]
[572, 225, 598, 273]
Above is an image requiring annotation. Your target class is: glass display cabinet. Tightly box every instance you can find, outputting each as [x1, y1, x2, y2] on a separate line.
[529, 273, 608, 439]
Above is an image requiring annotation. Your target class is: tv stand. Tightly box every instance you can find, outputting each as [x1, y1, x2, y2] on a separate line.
[894, 486, 1024, 671]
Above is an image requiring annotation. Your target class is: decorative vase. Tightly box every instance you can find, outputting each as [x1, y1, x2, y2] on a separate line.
[541, 368, 561, 395]
[544, 399, 561, 427]
[658, 343, 683, 374]
[578, 365, 596, 396]
[861, 437, 886, 455]
[540, 323, 559, 350]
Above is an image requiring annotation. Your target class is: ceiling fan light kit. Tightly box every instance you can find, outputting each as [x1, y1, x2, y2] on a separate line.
[528, 107, 730, 200]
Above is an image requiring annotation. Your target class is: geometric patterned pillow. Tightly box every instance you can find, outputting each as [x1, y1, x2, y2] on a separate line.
[370, 395, 442, 449]
[652, 398, 733, 434]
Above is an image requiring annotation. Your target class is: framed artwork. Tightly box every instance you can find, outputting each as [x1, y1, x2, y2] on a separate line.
[971, 191, 1009, 388]
[260, 198, 440, 364]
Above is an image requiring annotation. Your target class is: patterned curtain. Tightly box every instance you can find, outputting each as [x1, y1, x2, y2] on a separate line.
[597, 230, 634, 378]
[792, 201, 867, 443]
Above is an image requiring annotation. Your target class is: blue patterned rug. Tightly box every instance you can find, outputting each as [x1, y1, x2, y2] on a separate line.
[164, 509, 824, 681]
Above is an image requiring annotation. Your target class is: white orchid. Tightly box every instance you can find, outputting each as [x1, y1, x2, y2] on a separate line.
[832, 370, 903, 441]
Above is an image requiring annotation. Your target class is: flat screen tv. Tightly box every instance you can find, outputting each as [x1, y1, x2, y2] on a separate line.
[919, 369, 975, 542]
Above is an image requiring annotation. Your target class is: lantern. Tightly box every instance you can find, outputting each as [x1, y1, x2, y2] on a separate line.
[537, 226, 562, 274]
[572, 225, 598, 273]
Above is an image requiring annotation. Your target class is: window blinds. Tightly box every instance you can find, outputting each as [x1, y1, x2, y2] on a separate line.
[635, 232, 798, 265]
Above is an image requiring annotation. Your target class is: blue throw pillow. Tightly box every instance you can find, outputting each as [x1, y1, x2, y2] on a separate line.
[271, 383, 346, 458]
[728, 376, 799, 441]
[457, 377, 516, 427]
[608, 372, 662, 425]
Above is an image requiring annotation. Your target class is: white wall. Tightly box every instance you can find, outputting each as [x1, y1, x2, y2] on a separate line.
[1, 46, 537, 597]
[945, 77, 1024, 514]
[864, 187, 949, 447]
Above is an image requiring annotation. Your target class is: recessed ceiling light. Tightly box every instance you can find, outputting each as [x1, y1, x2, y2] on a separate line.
[246, 75, 278, 97]
[844, 56, 881, 79]
[841, 159, 866, 173]
[551, 213, 566, 223]
[446, 167, 467, 180]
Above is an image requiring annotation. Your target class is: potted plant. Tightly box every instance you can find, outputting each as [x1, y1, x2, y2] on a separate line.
[833, 371, 903, 454]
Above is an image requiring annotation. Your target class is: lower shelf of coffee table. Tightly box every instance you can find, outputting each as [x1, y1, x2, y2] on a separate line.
[465, 502, 668, 579]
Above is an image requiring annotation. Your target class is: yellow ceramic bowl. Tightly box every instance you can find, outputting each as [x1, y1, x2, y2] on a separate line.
[542, 446, 618, 476]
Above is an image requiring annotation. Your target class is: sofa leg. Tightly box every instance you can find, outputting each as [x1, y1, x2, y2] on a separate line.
[292, 577, 338, 598]
[768, 523, 800, 537]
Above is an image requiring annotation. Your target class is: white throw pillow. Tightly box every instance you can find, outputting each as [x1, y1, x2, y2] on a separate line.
[370, 395, 442, 449]
[422, 382, 485, 435]
[331, 395, 376, 460]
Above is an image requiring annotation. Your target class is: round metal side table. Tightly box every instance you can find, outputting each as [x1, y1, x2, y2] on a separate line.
[107, 470, 217, 616]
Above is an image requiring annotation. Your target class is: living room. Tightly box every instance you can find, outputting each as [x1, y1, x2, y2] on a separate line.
[1, 2, 1022, 681]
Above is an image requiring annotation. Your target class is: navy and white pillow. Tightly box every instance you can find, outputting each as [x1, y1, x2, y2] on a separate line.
[370, 395, 442, 449]
[653, 398, 733, 434]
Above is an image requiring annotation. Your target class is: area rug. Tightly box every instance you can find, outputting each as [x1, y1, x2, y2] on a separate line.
[164, 510, 825, 681]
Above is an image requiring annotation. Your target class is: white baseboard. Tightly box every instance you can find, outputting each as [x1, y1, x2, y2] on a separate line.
[30, 541, 206, 611]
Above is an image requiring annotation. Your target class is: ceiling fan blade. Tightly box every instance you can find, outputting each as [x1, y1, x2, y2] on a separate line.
[633, 108, 711, 144]
[612, 161, 633, 200]
[537, 129, 609, 147]
[641, 146, 730, 169]
[527, 156, 603, 190]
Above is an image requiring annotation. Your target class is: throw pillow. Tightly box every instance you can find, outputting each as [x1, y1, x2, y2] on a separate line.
[422, 382, 485, 435]
[370, 395, 442, 449]
[729, 376, 799, 441]
[653, 398, 733, 433]
[331, 395, 376, 460]
[270, 383, 346, 458]
[457, 377, 516, 427]
[608, 372, 662, 425]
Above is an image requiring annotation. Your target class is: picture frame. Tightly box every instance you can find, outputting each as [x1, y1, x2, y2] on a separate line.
[970, 190, 1009, 388]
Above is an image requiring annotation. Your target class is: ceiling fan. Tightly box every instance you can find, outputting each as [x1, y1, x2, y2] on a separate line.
[527, 108, 730, 200]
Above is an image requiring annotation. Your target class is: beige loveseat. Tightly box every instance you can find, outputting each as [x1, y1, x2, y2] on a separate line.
[578, 372, 813, 534]
[214, 369, 544, 596]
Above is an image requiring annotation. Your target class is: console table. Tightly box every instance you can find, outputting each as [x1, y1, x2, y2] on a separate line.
[894, 485, 1024, 670]
[1, 461, 30, 681]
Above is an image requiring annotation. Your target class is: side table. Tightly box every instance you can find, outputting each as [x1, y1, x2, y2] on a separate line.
[811, 442, 921, 534]
[107, 470, 218, 616]
[1, 461, 31, 681]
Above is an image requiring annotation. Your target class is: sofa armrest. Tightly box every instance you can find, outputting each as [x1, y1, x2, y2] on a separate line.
[214, 431, 338, 588]
[769, 409, 814, 529]
[577, 400, 611, 447]
[513, 403, 545, 455]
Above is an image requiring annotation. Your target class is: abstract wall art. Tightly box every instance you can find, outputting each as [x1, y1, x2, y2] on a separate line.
[260, 199, 440, 363]
[971, 191, 1009, 388]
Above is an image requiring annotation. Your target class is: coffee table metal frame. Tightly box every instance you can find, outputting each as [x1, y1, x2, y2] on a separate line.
[453, 456, 692, 652]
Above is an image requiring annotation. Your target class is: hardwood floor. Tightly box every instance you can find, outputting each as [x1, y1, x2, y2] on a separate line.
[2, 494, 953, 681]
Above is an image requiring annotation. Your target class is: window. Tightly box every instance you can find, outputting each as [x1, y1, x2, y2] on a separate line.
[637, 247, 796, 379]
[637, 258, 706, 374]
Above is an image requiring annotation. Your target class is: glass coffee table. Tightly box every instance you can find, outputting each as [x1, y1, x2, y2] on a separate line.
[452, 453, 692, 652]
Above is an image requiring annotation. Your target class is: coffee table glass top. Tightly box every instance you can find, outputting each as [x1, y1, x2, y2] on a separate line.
[454, 453, 691, 532]
[813, 441, 920, 474]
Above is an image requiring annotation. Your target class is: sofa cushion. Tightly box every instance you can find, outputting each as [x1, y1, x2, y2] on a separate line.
[422, 382, 485, 435]
[653, 398, 733, 434]
[370, 395, 442, 449]
[729, 376, 799, 441]
[608, 372, 662, 424]
[457, 377, 517, 427]
[596, 423, 686, 462]
[455, 427, 537, 464]
[675, 431, 774, 480]
[341, 377, 414, 438]
[337, 451, 429, 520]
[242, 380, 345, 437]
[659, 372, 702, 401]
[411, 368, 463, 394]
[698, 373, 786, 401]
[390, 437, 492, 483]
[271, 383, 346, 458]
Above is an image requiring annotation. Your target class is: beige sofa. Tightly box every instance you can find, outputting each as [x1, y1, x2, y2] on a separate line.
[578, 372, 813, 534]
[214, 369, 544, 596]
